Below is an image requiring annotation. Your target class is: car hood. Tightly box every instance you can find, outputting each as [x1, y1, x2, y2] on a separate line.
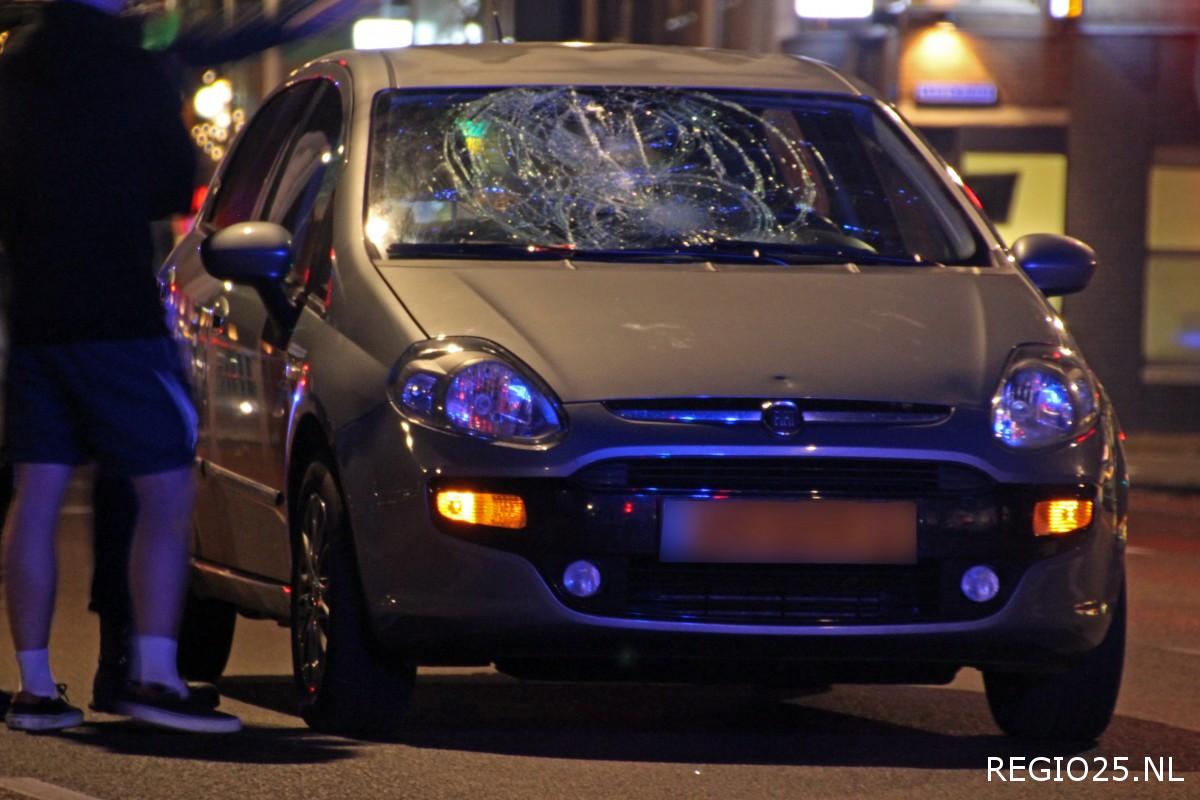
[377, 263, 1067, 407]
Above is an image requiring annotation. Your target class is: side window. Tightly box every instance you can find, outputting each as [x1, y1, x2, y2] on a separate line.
[261, 82, 344, 298]
[208, 82, 319, 230]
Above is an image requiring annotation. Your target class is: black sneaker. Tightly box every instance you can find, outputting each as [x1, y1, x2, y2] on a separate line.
[116, 682, 241, 734]
[92, 663, 219, 713]
[5, 685, 84, 732]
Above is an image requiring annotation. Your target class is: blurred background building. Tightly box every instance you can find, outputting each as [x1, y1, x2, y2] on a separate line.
[3, 0, 1199, 435]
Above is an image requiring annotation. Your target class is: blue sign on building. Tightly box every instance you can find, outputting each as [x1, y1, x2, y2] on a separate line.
[915, 81, 999, 106]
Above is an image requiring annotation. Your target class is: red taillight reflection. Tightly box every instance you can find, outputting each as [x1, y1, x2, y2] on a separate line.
[191, 186, 209, 215]
[962, 183, 984, 211]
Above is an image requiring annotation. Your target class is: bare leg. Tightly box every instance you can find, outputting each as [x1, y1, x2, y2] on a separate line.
[128, 466, 195, 639]
[3, 463, 72, 652]
[118, 462, 241, 731]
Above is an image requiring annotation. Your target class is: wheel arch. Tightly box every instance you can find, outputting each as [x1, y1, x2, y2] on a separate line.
[287, 412, 338, 532]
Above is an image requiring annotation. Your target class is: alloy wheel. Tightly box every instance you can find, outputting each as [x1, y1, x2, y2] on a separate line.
[295, 492, 331, 696]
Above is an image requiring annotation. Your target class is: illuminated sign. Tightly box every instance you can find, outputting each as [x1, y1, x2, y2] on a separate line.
[353, 18, 414, 50]
[915, 81, 998, 106]
[795, 0, 873, 20]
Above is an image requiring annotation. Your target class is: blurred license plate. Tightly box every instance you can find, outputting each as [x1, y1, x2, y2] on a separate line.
[660, 499, 917, 564]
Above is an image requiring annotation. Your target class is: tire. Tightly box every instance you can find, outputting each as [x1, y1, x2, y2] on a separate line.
[177, 589, 237, 682]
[984, 582, 1126, 741]
[291, 459, 416, 737]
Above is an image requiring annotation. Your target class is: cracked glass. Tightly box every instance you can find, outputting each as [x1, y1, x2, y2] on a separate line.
[367, 87, 984, 264]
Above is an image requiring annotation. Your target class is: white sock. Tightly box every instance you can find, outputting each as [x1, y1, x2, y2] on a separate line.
[16, 649, 58, 698]
[131, 636, 188, 696]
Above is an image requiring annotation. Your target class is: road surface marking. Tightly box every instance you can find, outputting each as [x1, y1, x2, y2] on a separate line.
[1165, 646, 1200, 658]
[0, 778, 102, 800]
[1126, 546, 1156, 556]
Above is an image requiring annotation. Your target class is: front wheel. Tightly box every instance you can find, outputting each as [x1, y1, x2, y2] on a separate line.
[984, 582, 1126, 741]
[291, 459, 415, 737]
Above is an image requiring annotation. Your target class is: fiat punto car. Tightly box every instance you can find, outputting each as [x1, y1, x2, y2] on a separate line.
[163, 43, 1128, 740]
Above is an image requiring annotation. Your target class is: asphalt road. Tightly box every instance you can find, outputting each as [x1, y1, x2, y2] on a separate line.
[0, 484, 1196, 800]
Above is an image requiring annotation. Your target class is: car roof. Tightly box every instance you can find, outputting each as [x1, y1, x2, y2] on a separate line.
[329, 42, 863, 95]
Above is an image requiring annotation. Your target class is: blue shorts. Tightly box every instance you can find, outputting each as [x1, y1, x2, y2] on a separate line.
[5, 337, 198, 477]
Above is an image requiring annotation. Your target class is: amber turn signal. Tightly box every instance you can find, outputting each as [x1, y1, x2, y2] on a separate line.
[1033, 499, 1093, 536]
[436, 490, 527, 529]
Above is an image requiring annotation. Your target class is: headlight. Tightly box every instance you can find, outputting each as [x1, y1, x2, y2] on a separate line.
[991, 345, 1099, 449]
[387, 337, 566, 447]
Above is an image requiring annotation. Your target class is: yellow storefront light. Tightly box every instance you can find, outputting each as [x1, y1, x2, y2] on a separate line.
[1049, 0, 1083, 20]
[436, 490, 527, 530]
[1033, 499, 1093, 536]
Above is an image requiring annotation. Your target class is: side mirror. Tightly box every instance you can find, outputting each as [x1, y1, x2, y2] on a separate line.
[200, 221, 293, 283]
[200, 222, 300, 342]
[1012, 234, 1097, 296]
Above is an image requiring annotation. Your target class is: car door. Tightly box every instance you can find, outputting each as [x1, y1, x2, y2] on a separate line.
[218, 79, 346, 583]
[179, 80, 325, 580]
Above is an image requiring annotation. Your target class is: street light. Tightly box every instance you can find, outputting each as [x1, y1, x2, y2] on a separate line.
[794, 0, 873, 19]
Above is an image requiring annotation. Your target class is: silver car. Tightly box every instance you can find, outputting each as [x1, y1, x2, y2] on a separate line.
[163, 43, 1128, 740]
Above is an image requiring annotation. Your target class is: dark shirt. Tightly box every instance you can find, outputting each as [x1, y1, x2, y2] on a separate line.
[0, 1, 195, 345]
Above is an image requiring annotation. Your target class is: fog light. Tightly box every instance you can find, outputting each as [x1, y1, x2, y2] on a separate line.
[1033, 499, 1093, 536]
[435, 490, 526, 529]
[961, 565, 1000, 603]
[563, 560, 602, 598]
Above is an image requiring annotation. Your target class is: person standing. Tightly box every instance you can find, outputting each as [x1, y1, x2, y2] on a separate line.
[0, 0, 239, 733]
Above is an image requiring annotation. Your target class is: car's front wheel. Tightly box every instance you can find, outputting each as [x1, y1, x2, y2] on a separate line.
[291, 459, 415, 737]
[984, 581, 1126, 740]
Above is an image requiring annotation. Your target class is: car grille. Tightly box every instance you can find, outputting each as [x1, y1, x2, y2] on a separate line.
[573, 457, 992, 498]
[625, 562, 942, 624]
[556, 458, 1001, 625]
[604, 398, 952, 427]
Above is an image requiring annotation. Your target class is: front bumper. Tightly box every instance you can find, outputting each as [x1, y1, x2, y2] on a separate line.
[335, 402, 1126, 674]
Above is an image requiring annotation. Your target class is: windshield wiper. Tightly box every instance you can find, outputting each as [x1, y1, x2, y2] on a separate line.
[384, 240, 939, 267]
[385, 241, 790, 264]
[558, 246, 794, 265]
[385, 242, 575, 260]
[694, 239, 941, 267]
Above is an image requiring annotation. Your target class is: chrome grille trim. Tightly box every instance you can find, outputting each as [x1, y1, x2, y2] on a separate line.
[610, 409, 762, 424]
[605, 400, 952, 426]
[801, 410, 948, 424]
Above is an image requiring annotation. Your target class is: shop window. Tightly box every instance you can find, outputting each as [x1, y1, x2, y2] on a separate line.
[1143, 165, 1200, 382]
[961, 173, 1018, 224]
[961, 152, 1067, 243]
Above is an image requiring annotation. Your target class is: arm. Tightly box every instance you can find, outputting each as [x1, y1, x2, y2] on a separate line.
[167, 0, 373, 66]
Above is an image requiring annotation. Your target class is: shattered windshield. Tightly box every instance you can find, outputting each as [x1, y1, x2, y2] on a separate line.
[367, 87, 985, 264]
